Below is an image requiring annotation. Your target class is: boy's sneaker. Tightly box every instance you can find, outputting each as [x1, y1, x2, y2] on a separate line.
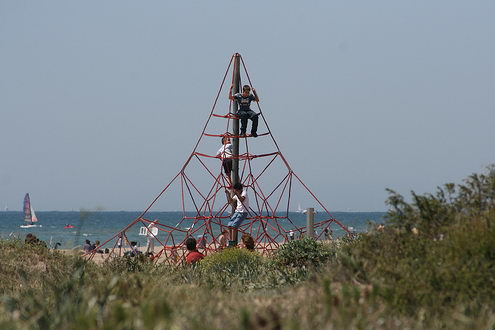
[251, 132, 258, 138]
[240, 130, 247, 137]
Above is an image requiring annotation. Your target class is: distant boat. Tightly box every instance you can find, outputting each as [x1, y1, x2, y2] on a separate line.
[184, 223, 195, 231]
[299, 206, 317, 215]
[64, 224, 75, 229]
[297, 204, 311, 214]
[20, 193, 42, 229]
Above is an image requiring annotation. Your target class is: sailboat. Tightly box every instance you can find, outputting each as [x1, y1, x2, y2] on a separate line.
[20, 193, 42, 228]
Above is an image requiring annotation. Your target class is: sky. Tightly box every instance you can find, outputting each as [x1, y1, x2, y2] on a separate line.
[0, 0, 494, 212]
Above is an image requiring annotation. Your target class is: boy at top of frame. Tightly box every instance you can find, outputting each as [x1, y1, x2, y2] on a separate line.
[228, 84, 260, 137]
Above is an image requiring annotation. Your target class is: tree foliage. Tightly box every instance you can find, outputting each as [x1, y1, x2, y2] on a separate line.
[385, 165, 495, 235]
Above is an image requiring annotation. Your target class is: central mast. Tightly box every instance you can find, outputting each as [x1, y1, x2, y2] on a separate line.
[231, 53, 241, 186]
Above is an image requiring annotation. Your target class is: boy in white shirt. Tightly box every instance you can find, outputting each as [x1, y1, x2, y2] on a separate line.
[225, 182, 249, 247]
[216, 136, 233, 184]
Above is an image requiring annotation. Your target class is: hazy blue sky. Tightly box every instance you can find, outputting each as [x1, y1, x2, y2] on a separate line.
[1, 1, 494, 211]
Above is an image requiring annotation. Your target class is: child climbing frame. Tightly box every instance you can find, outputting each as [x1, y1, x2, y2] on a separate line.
[88, 53, 350, 264]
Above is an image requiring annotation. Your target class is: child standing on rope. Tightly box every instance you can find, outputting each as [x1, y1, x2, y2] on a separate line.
[225, 182, 249, 246]
[216, 136, 233, 184]
[229, 84, 260, 137]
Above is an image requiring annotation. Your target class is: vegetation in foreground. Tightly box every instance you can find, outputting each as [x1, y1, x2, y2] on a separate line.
[1, 166, 494, 329]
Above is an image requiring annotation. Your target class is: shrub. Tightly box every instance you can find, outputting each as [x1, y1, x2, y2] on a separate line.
[336, 203, 495, 313]
[274, 237, 335, 268]
[197, 248, 264, 289]
[385, 165, 495, 236]
[200, 247, 261, 272]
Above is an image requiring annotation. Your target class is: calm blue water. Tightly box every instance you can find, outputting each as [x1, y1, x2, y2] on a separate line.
[0, 211, 386, 248]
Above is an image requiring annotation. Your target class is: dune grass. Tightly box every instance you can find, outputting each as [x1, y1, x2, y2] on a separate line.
[1, 166, 494, 329]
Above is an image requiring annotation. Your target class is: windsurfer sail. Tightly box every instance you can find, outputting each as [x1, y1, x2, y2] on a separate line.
[20, 193, 42, 228]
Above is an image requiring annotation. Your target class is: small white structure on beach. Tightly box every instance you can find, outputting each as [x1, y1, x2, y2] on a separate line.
[139, 226, 158, 236]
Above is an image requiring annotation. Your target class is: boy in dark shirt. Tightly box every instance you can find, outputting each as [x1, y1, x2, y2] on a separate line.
[229, 84, 260, 137]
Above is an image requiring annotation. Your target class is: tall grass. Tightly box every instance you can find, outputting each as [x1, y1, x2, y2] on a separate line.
[1, 166, 494, 329]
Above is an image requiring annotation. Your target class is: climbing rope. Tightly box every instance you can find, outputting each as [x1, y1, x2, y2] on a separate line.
[87, 53, 351, 265]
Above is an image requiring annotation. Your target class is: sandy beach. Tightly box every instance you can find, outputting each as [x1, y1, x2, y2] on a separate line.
[60, 239, 300, 265]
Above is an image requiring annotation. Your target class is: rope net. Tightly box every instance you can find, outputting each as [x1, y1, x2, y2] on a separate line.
[87, 53, 351, 264]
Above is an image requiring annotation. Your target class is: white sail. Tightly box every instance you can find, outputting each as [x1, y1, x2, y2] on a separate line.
[31, 206, 38, 223]
[20, 194, 41, 228]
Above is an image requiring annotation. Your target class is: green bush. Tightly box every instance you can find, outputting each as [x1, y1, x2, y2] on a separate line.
[197, 248, 264, 289]
[164, 248, 308, 290]
[343, 218, 495, 314]
[386, 165, 495, 236]
[274, 237, 335, 268]
[200, 247, 262, 272]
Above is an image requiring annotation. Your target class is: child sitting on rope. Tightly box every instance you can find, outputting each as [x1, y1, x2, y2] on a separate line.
[229, 84, 260, 137]
[225, 182, 249, 246]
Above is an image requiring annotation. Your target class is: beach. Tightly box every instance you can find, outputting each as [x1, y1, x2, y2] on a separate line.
[0, 211, 385, 249]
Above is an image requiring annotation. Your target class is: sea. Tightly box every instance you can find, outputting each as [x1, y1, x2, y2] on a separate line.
[0, 211, 386, 249]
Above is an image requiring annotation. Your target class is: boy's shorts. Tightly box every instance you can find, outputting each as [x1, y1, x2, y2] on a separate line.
[228, 212, 248, 229]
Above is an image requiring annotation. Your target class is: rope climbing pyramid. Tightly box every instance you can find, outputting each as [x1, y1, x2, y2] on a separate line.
[89, 53, 350, 264]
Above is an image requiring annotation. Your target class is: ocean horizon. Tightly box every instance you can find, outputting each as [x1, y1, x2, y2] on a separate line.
[0, 211, 386, 249]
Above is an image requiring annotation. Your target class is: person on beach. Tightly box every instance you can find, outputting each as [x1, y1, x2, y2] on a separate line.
[25, 233, 47, 248]
[225, 182, 249, 247]
[218, 229, 229, 250]
[240, 233, 255, 251]
[289, 230, 295, 241]
[25, 233, 36, 244]
[170, 246, 179, 263]
[216, 136, 233, 183]
[323, 228, 333, 241]
[185, 237, 204, 265]
[124, 241, 141, 257]
[197, 234, 207, 249]
[117, 233, 123, 249]
[83, 239, 92, 253]
[94, 240, 104, 254]
[229, 84, 260, 137]
[146, 219, 159, 255]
